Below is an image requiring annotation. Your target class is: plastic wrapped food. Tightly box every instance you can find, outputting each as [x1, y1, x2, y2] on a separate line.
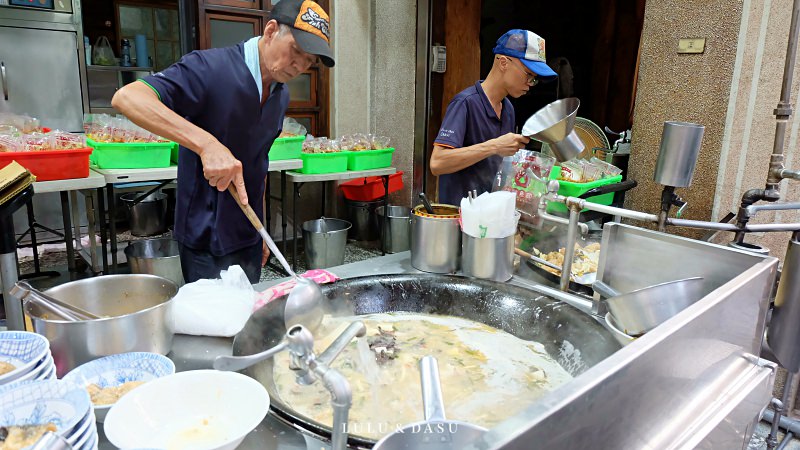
[51, 131, 87, 150]
[281, 117, 307, 137]
[350, 133, 370, 151]
[319, 138, 340, 153]
[590, 156, 623, 179]
[582, 160, 604, 182]
[0, 135, 22, 152]
[302, 137, 321, 154]
[22, 132, 51, 152]
[370, 135, 391, 150]
[559, 160, 585, 182]
[0, 124, 20, 137]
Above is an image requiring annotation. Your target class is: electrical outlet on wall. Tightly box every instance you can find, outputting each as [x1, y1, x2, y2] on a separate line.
[431, 45, 446, 73]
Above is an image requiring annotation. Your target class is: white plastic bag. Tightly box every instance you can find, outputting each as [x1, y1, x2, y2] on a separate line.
[92, 36, 117, 66]
[171, 265, 256, 337]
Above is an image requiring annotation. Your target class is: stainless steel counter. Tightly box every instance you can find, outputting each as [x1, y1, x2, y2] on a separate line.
[97, 223, 780, 449]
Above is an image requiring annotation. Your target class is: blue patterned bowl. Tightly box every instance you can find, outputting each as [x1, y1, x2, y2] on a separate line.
[0, 331, 50, 385]
[63, 352, 175, 422]
[0, 379, 90, 435]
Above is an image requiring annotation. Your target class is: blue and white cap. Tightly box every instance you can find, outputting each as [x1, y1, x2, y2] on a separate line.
[493, 29, 558, 80]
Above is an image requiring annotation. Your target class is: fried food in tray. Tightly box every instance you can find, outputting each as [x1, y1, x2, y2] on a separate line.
[532, 242, 601, 284]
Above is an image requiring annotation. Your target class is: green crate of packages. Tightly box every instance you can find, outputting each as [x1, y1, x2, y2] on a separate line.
[345, 148, 395, 171]
[269, 136, 305, 161]
[87, 138, 173, 169]
[546, 166, 623, 213]
[299, 152, 349, 174]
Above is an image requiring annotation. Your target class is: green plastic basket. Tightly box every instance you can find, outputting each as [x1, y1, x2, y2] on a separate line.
[87, 138, 173, 169]
[299, 152, 349, 174]
[269, 135, 305, 161]
[170, 142, 179, 164]
[345, 147, 395, 171]
[547, 166, 623, 213]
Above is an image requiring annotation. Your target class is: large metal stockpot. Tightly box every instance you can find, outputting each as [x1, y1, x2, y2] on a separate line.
[24, 274, 178, 377]
[410, 204, 461, 273]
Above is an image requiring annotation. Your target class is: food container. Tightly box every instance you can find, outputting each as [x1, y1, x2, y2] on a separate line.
[87, 137, 173, 169]
[24, 274, 178, 377]
[124, 238, 184, 287]
[345, 148, 395, 171]
[121, 192, 168, 236]
[547, 166, 623, 213]
[340, 171, 404, 201]
[377, 205, 411, 253]
[410, 204, 461, 273]
[299, 152, 348, 174]
[269, 136, 305, 161]
[0, 148, 92, 181]
[461, 232, 514, 281]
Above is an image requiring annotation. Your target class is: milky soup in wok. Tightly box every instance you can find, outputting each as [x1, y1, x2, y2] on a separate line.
[272, 312, 574, 440]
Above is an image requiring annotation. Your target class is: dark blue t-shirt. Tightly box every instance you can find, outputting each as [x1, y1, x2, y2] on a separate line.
[434, 81, 515, 205]
[141, 43, 289, 256]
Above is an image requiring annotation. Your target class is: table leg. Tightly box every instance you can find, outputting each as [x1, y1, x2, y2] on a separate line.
[281, 171, 287, 257]
[84, 191, 99, 274]
[321, 181, 326, 217]
[382, 175, 389, 256]
[107, 184, 118, 271]
[293, 183, 300, 272]
[60, 191, 75, 274]
[97, 188, 109, 274]
[265, 174, 271, 234]
[24, 200, 42, 274]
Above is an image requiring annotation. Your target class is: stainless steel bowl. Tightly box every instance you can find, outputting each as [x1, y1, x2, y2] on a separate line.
[24, 274, 177, 377]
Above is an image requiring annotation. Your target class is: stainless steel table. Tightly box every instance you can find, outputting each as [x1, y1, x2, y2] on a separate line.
[286, 168, 397, 271]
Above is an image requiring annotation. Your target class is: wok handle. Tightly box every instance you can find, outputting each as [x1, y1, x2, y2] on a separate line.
[592, 280, 620, 299]
[579, 179, 638, 198]
[420, 356, 447, 422]
[514, 247, 562, 271]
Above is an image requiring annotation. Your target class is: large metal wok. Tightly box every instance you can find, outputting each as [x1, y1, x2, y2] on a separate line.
[233, 274, 621, 447]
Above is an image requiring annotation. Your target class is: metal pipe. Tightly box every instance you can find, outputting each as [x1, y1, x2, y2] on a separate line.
[318, 321, 367, 366]
[538, 209, 589, 235]
[561, 197, 659, 223]
[311, 363, 352, 450]
[665, 218, 800, 233]
[781, 168, 800, 181]
[560, 206, 581, 292]
[768, 371, 796, 450]
[776, 432, 794, 450]
[747, 202, 800, 216]
[764, 408, 800, 435]
[511, 276, 595, 315]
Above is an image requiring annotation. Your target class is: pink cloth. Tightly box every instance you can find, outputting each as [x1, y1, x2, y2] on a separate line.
[253, 269, 339, 311]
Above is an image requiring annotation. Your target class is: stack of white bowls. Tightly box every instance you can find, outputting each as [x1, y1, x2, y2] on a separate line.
[0, 379, 98, 449]
[0, 331, 56, 386]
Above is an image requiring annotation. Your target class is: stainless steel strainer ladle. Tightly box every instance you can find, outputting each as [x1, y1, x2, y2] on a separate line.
[228, 185, 324, 332]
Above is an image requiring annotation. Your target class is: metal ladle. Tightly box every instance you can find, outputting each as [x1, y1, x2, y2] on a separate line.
[228, 185, 324, 332]
[11, 280, 100, 321]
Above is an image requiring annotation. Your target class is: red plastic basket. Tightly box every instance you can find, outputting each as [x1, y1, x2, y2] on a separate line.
[340, 171, 404, 201]
[0, 147, 93, 181]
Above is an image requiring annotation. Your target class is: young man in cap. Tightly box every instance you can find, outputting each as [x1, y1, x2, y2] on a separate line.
[112, 0, 334, 283]
[430, 29, 557, 205]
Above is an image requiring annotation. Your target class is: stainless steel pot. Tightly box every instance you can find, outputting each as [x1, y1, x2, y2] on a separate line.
[461, 233, 514, 282]
[24, 274, 178, 377]
[410, 204, 461, 274]
[376, 205, 411, 254]
[125, 238, 185, 287]
[121, 191, 168, 236]
[302, 218, 351, 269]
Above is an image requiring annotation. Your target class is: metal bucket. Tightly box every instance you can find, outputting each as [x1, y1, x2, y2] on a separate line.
[345, 199, 381, 241]
[410, 204, 461, 274]
[24, 274, 178, 377]
[376, 206, 411, 253]
[121, 191, 168, 236]
[461, 233, 514, 282]
[124, 238, 185, 287]
[302, 218, 351, 269]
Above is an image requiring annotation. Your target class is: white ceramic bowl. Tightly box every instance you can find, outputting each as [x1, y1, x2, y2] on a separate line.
[104, 370, 270, 450]
[0, 331, 50, 385]
[63, 352, 175, 423]
[0, 379, 91, 435]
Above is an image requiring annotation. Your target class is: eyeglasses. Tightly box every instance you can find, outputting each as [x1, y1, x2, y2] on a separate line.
[500, 56, 538, 86]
